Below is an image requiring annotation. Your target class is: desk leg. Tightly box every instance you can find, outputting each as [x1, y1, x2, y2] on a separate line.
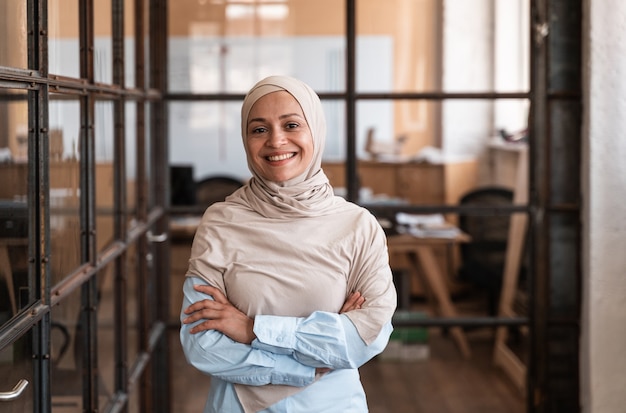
[0, 246, 17, 315]
[411, 246, 472, 359]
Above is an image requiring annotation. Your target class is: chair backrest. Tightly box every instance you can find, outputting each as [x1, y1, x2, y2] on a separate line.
[195, 175, 244, 208]
[458, 186, 514, 275]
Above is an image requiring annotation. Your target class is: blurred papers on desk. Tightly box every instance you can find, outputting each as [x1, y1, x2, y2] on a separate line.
[395, 212, 461, 239]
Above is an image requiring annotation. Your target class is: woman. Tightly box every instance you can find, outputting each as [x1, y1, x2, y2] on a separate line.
[180, 75, 397, 413]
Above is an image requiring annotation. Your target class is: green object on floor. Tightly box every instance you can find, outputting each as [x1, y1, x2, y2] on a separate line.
[390, 311, 429, 343]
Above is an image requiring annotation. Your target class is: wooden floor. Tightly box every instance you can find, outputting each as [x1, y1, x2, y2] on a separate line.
[171, 314, 525, 413]
[360, 329, 525, 413]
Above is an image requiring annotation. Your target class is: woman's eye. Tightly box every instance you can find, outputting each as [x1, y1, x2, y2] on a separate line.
[286, 122, 299, 129]
[251, 126, 267, 134]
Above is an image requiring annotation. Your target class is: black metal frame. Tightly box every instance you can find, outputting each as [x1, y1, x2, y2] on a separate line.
[0, 0, 170, 412]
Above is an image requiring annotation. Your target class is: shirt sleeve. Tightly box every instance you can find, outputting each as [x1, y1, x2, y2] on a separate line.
[180, 276, 316, 387]
[251, 311, 393, 369]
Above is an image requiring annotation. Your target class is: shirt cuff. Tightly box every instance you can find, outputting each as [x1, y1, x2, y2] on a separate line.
[271, 354, 316, 386]
[253, 315, 300, 350]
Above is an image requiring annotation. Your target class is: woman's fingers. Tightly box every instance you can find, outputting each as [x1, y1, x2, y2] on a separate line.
[340, 291, 365, 313]
[183, 284, 229, 315]
[183, 300, 223, 321]
[193, 284, 229, 303]
[182, 285, 256, 343]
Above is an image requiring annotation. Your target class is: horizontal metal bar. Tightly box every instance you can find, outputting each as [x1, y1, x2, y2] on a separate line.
[393, 316, 529, 328]
[355, 91, 530, 100]
[364, 203, 530, 216]
[0, 81, 37, 92]
[0, 303, 47, 350]
[166, 91, 532, 102]
[546, 203, 581, 212]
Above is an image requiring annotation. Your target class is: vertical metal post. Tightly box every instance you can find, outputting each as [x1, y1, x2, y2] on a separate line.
[527, 1, 550, 411]
[112, 0, 129, 401]
[150, 0, 171, 411]
[528, 0, 583, 412]
[79, 0, 99, 411]
[345, 0, 358, 202]
[134, 0, 151, 410]
[29, 0, 52, 411]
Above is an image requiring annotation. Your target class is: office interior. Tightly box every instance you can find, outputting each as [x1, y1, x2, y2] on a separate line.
[0, 1, 623, 413]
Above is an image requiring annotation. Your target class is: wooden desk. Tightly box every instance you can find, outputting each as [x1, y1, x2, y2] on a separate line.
[322, 160, 478, 206]
[387, 233, 472, 359]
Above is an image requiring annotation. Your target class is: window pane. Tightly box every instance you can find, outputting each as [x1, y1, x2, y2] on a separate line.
[356, 0, 530, 93]
[94, 0, 114, 84]
[94, 100, 116, 251]
[49, 0, 80, 78]
[0, 2, 28, 68]
[126, 243, 139, 364]
[125, 0, 137, 88]
[49, 96, 83, 283]
[0, 331, 34, 411]
[50, 283, 110, 409]
[142, 0, 150, 89]
[321, 99, 529, 204]
[443, 0, 530, 93]
[125, 101, 137, 221]
[168, 0, 346, 93]
[144, 101, 153, 208]
[97, 263, 117, 412]
[356, 0, 439, 93]
[0, 89, 32, 323]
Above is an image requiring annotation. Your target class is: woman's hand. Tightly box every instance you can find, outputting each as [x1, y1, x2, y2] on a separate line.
[183, 284, 257, 344]
[340, 291, 365, 313]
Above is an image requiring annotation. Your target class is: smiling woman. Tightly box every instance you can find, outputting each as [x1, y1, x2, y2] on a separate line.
[179, 75, 397, 413]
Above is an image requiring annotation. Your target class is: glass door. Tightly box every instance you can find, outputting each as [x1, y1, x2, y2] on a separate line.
[1, 0, 170, 412]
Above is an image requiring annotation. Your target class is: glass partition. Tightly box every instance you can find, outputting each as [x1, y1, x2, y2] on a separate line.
[94, 0, 114, 84]
[95, 99, 116, 252]
[0, 331, 34, 412]
[124, 0, 137, 88]
[0, 2, 28, 69]
[0, 89, 33, 322]
[49, 0, 80, 78]
[96, 262, 117, 413]
[49, 96, 83, 285]
[125, 101, 138, 222]
[168, 0, 346, 93]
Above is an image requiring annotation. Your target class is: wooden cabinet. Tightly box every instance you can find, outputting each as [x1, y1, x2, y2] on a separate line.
[322, 159, 478, 205]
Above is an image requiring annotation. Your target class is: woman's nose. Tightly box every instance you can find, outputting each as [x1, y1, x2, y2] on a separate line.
[266, 130, 287, 147]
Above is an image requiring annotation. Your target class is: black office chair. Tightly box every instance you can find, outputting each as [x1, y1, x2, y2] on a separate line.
[456, 186, 515, 315]
[195, 175, 245, 208]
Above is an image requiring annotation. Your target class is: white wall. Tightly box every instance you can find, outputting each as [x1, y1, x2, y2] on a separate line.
[441, 0, 493, 156]
[442, 0, 529, 157]
[581, 0, 626, 412]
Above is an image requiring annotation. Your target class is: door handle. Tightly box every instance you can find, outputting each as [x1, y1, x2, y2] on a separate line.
[146, 231, 168, 243]
[0, 379, 29, 401]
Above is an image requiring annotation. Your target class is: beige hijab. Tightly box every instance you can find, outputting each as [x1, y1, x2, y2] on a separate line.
[187, 75, 396, 412]
[234, 75, 338, 218]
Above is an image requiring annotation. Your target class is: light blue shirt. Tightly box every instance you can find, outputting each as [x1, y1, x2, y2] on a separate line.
[180, 276, 393, 413]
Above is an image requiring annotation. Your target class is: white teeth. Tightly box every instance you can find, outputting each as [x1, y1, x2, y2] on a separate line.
[267, 153, 295, 162]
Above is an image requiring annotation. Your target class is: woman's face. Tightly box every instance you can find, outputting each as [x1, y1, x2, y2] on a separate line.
[246, 91, 314, 183]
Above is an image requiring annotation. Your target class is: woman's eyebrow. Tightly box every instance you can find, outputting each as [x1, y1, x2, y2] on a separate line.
[247, 117, 266, 125]
[279, 113, 304, 120]
[247, 113, 304, 125]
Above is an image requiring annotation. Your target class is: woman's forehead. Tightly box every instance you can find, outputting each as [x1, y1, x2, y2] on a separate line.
[249, 91, 300, 114]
